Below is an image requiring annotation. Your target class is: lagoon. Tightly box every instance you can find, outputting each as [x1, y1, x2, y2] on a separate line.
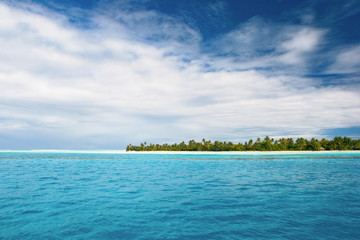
[1, 151, 360, 239]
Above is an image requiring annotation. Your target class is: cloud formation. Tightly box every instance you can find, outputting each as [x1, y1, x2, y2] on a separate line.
[0, 1, 359, 149]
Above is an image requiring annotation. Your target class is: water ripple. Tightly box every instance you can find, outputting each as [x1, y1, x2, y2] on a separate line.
[0, 152, 360, 239]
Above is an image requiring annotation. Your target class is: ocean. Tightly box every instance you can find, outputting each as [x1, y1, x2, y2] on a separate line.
[1, 151, 359, 239]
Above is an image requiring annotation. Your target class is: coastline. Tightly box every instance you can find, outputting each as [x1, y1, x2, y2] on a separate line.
[1, 150, 360, 155]
[125, 150, 360, 155]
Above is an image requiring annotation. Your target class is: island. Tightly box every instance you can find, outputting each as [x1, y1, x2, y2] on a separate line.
[126, 136, 360, 151]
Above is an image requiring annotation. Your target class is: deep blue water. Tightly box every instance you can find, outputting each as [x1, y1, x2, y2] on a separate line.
[1, 152, 360, 240]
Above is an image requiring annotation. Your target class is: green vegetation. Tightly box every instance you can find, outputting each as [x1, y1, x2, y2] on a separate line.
[126, 137, 360, 151]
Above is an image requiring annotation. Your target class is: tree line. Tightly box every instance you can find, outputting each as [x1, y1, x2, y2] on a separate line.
[126, 137, 360, 151]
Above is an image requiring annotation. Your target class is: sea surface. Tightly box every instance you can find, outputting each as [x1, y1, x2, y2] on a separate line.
[1, 151, 360, 240]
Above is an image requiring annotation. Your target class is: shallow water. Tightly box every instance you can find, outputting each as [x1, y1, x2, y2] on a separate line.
[1, 152, 360, 239]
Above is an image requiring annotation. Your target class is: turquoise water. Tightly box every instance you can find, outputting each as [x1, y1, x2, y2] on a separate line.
[1, 152, 360, 239]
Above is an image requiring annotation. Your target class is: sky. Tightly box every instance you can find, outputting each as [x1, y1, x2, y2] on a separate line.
[0, 0, 360, 149]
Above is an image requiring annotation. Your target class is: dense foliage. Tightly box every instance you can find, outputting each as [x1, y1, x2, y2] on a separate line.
[126, 137, 360, 151]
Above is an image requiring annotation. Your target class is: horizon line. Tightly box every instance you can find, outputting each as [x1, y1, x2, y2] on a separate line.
[1, 150, 360, 155]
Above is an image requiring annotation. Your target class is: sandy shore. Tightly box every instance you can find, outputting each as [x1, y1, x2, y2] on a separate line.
[1, 150, 359, 155]
[125, 150, 360, 155]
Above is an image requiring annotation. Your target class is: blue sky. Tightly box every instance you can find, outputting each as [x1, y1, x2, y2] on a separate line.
[0, 0, 359, 149]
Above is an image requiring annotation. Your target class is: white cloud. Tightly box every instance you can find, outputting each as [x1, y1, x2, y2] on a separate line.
[327, 45, 360, 74]
[204, 18, 326, 74]
[277, 27, 325, 64]
[0, 2, 359, 149]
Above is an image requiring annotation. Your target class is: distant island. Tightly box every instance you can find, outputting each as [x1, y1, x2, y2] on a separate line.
[126, 137, 360, 151]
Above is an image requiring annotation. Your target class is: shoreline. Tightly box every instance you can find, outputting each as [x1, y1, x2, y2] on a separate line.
[125, 150, 360, 155]
[1, 150, 360, 155]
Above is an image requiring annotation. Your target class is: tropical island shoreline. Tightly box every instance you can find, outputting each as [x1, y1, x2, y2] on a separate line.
[127, 137, 360, 152]
[1, 150, 360, 155]
[125, 150, 360, 155]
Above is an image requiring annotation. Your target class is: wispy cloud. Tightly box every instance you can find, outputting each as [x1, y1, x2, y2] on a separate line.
[327, 45, 360, 74]
[204, 17, 326, 74]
